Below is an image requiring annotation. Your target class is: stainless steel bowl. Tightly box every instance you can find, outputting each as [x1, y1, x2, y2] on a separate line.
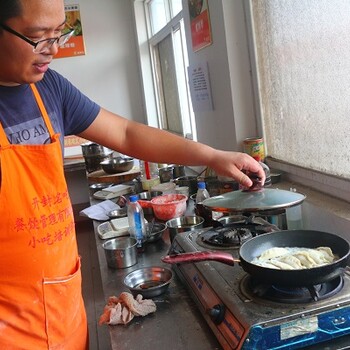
[102, 237, 137, 269]
[137, 191, 163, 215]
[100, 157, 134, 174]
[89, 183, 113, 196]
[123, 266, 172, 298]
[166, 215, 204, 242]
[107, 207, 127, 219]
[146, 222, 166, 243]
[138, 191, 163, 200]
[215, 215, 248, 226]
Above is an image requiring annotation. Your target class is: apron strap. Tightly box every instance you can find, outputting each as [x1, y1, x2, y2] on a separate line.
[0, 120, 10, 146]
[30, 84, 55, 137]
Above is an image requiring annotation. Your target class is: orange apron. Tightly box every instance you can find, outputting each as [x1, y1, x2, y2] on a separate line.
[0, 84, 88, 349]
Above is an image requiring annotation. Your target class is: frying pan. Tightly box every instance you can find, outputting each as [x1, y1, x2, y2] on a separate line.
[162, 230, 350, 287]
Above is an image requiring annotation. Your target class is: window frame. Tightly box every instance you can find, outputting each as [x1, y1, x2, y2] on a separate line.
[133, 0, 196, 139]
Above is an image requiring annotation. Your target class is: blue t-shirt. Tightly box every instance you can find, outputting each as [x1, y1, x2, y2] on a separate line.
[0, 69, 100, 151]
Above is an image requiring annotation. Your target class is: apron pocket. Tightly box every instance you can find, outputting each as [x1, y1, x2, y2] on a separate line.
[43, 257, 87, 348]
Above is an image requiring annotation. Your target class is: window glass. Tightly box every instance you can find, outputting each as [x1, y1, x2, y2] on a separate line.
[138, 0, 196, 139]
[148, 0, 167, 34]
[251, 0, 350, 179]
[171, 0, 182, 17]
[173, 25, 195, 139]
[157, 34, 183, 134]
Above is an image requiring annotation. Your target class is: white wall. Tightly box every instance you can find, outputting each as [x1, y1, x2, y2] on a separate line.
[51, 0, 145, 122]
[182, 0, 259, 151]
[52, 0, 257, 153]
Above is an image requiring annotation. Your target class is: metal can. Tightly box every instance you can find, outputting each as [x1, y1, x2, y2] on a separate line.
[243, 137, 265, 161]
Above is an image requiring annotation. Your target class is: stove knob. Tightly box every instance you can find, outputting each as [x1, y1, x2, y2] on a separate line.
[208, 304, 225, 324]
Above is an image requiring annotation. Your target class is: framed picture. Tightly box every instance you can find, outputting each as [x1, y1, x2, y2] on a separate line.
[188, 0, 212, 52]
[55, 4, 86, 59]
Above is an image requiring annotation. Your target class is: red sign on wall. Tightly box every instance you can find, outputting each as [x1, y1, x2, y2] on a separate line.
[188, 0, 212, 52]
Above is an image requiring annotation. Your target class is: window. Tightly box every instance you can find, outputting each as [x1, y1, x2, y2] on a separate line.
[133, 0, 196, 140]
[245, 0, 350, 200]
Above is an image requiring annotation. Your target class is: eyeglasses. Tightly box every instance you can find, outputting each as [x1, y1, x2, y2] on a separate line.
[0, 23, 75, 54]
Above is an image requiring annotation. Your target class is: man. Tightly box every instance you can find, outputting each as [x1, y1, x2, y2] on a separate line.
[0, 0, 265, 348]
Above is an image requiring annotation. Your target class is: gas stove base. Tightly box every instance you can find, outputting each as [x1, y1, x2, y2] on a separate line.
[170, 229, 350, 350]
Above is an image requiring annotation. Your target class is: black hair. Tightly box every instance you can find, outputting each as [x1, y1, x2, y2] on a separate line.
[0, 0, 22, 24]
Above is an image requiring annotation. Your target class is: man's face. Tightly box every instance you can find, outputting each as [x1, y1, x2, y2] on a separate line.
[0, 0, 66, 86]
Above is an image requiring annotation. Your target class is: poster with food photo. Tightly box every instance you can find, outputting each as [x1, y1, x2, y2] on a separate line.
[188, 0, 212, 52]
[55, 4, 85, 59]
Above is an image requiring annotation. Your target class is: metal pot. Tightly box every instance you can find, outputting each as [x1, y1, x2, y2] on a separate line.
[159, 166, 174, 183]
[202, 188, 305, 229]
[81, 142, 114, 173]
[174, 176, 198, 196]
[81, 142, 113, 157]
[162, 230, 350, 288]
[102, 237, 137, 269]
[173, 165, 186, 178]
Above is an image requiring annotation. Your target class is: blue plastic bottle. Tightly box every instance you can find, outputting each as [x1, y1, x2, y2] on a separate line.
[127, 195, 146, 252]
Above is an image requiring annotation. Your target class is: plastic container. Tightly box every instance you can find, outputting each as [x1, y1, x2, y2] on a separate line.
[127, 195, 147, 252]
[140, 161, 160, 188]
[195, 182, 210, 203]
[195, 182, 211, 224]
[286, 204, 303, 230]
[150, 194, 187, 221]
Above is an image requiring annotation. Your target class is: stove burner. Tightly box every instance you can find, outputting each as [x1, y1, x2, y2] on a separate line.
[243, 275, 344, 304]
[198, 217, 277, 248]
[203, 227, 253, 247]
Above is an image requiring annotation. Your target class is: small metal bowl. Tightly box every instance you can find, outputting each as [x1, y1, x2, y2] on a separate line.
[123, 266, 172, 298]
[100, 157, 134, 174]
[146, 222, 166, 243]
[107, 207, 127, 219]
[166, 215, 204, 242]
[137, 191, 162, 215]
[89, 183, 113, 196]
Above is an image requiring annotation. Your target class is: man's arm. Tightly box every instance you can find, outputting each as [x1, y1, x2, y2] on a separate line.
[78, 108, 265, 188]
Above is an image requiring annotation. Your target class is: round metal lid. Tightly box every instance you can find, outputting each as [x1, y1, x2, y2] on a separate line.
[202, 188, 306, 213]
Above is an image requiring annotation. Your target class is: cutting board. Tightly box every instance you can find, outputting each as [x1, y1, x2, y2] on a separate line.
[87, 168, 140, 184]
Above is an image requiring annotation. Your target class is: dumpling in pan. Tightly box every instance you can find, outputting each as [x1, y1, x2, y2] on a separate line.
[316, 247, 336, 263]
[277, 254, 304, 269]
[252, 246, 336, 270]
[292, 252, 317, 268]
[267, 259, 295, 270]
[258, 247, 289, 260]
[253, 261, 280, 269]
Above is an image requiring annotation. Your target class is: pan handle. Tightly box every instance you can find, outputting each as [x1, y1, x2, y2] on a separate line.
[162, 251, 238, 266]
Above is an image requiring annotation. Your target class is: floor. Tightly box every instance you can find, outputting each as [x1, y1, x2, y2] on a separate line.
[76, 220, 112, 350]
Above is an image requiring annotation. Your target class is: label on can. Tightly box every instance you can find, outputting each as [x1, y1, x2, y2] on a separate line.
[243, 137, 265, 161]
